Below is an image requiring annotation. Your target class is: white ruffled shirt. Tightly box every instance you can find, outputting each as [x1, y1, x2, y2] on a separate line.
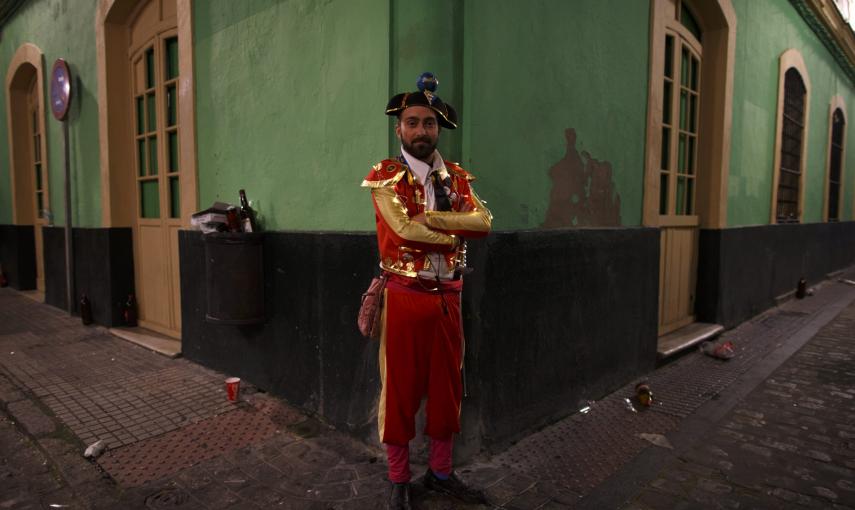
[400, 145, 450, 212]
[400, 146, 454, 279]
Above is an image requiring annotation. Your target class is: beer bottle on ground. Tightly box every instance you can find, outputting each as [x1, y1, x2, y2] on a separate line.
[80, 294, 93, 325]
[123, 294, 138, 327]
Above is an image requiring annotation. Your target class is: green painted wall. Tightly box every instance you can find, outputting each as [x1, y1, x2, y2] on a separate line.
[194, 0, 389, 231]
[0, 0, 101, 227]
[461, 0, 650, 229]
[196, 0, 649, 231]
[728, 0, 855, 226]
[4, 0, 855, 232]
[389, 0, 463, 160]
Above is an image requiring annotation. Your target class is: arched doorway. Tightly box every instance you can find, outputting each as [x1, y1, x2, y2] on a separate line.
[643, 0, 736, 342]
[96, 0, 198, 339]
[6, 43, 49, 295]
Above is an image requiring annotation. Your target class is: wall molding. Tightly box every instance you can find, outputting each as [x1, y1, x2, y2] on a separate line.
[790, 0, 855, 86]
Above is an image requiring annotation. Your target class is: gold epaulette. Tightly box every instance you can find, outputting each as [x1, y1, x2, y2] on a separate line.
[361, 160, 407, 188]
[444, 161, 476, 182]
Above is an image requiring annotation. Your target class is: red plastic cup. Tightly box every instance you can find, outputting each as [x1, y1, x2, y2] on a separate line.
[225, 377, 241, 402]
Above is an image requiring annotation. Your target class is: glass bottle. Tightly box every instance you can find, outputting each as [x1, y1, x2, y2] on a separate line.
[80, 294, 93, 325]
[239, 189, 257, 233]
[225, 207, 241, 233]
[123, 294, 138, 327]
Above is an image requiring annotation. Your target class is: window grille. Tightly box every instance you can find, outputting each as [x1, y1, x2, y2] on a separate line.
[827, 108, 845, 221]
[776, 68, 806, 223]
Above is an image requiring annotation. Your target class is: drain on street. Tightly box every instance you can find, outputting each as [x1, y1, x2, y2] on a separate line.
[145, 488, 190, 508]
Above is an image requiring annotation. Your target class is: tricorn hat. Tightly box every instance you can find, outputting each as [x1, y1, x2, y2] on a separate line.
[386, 72, 458, 129]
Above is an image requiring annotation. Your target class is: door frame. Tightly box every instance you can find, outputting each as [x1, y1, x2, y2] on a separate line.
[96, 0, 198, 229]
[129, 21, 183, 337]
[643, 0, 736, 230]
[95, 0, 197, 338]
[26, 75, 49, 292]
[6, 43, 49, 225]
[644, 0, 736, 334]
[6, 43, 49, 292]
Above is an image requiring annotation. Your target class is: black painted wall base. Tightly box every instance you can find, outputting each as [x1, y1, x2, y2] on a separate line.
[696, 221, 855, 328]
[0, 224, 36, 290]
[180, 231, 384, 443]
[43, 227, 135, 326]
[180, 228, 661, 460]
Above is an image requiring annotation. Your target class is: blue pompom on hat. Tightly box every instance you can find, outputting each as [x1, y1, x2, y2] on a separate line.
[386, 72, 458, 129]
[417, 72, 438, 94]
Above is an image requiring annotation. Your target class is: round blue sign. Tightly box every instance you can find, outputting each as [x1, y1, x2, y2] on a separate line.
[50, 59, 72, 121]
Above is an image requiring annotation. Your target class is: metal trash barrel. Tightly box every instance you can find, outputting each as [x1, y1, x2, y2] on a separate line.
[204, 232, 265, 324]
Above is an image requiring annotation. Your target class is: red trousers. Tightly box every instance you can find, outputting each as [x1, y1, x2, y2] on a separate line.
[378, 275, 464, 446]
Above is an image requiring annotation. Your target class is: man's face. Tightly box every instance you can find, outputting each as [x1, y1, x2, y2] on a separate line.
[396, 106, 440, 162]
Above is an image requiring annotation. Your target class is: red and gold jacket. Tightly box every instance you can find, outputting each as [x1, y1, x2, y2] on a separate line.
[362, 158, 492, 278]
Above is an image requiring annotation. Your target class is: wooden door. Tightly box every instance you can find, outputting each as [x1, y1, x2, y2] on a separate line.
[658, 29, 702, 336]
[130, 5, 182, 338]
[27, 77, 47, 293]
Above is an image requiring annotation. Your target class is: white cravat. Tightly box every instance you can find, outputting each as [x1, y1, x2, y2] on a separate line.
[400, 146, 449, 212]
[400, 146, 454, 279]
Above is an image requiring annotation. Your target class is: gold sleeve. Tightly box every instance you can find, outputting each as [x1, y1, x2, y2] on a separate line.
[372, 187, 457, 247]
[361, 170, 406, 188]
[424, 189, 493, 234]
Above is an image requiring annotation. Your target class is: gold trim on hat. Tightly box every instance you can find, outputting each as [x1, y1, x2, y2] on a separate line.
[385, 102, 457, 129]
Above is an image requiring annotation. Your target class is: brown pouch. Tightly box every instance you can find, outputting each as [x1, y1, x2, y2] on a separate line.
[358, 273, 387, 339]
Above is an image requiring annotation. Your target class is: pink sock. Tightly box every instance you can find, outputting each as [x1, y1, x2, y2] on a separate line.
[428, 436, 453, 476]
[386, 443, 410, 483]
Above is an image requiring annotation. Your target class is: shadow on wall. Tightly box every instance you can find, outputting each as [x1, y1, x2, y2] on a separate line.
[542, 128, 621, 228]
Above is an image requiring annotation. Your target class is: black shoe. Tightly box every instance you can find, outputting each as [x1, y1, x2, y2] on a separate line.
[423, 469, 487, 504]
[388, 481, 412, 510]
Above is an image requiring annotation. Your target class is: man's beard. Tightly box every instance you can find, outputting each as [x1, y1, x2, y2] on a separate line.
[403, 137, 437, 161]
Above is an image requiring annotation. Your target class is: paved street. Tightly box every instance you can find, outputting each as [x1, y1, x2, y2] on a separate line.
[596, 294, 855, 509]
[586, 282, 855, 510]
[1, 271, 854, 509]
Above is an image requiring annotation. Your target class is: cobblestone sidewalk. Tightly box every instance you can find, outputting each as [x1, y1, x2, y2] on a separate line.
[1, 273, 855, 509]
[0, 289, 492, 509]
[618, 293, 855, 509]
[475, 274, 855, 508]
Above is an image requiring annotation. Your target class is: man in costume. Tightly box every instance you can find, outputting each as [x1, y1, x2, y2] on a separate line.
[362, 72, 492, 509]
